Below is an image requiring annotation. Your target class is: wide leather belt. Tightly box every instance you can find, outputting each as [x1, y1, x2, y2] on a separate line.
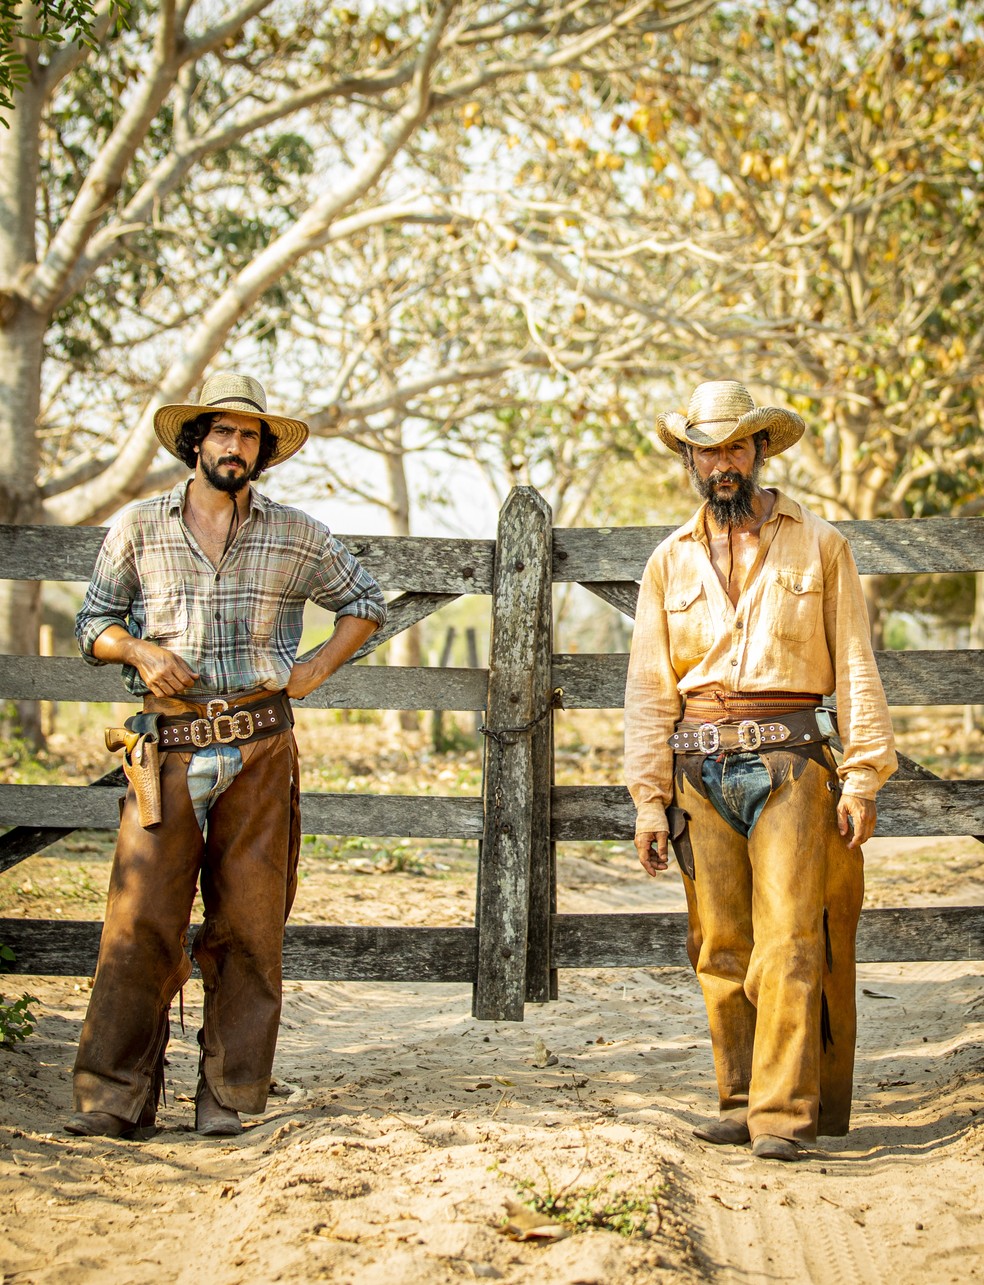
[669, 706, 835, 755]
[158, 691, 292, 751]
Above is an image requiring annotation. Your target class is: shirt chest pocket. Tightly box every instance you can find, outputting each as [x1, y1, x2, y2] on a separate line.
[665, 582, 713, 661]
[240, 587, 279, 643]
[769, 569, 822, 642]
[141, 581, 189, 643]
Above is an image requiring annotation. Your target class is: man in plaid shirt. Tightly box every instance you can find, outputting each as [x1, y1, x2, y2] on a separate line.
[68, 372, 386, 1139]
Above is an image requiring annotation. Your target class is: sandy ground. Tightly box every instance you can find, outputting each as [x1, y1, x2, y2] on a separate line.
[1, 719, 983, 1283]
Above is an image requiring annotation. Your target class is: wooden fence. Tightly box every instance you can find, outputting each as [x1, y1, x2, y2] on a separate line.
[1, 487, 982, 1021]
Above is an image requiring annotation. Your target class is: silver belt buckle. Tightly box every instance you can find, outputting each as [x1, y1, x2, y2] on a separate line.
[737, 719, 763, 751]
[696, 722, 721, 754]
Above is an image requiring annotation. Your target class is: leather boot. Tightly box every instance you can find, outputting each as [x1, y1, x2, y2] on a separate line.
[693, 1118, 751, 1145]
[195, 1077, 243, 1136]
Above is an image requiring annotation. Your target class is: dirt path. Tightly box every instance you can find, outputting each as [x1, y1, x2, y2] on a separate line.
[2, 834, 983, 1284]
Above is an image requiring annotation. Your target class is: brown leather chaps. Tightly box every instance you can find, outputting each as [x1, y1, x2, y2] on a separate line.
[73, 724, 300, 1122]
[676, 750, 864, 1143]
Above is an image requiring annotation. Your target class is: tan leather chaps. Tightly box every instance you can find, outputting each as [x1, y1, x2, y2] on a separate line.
[73, 726, 300, 1122]
[676, 751, 864, 1143]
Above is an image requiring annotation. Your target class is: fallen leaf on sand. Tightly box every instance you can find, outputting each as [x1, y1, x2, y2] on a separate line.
[499, 1199, 570, 1242]
[532, 1035, 559, 1068]
[862, 988, 898, 999]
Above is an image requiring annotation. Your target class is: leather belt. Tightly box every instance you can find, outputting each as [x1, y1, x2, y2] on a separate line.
[158, 691, 292, 751]
[669, 706, 835, 756]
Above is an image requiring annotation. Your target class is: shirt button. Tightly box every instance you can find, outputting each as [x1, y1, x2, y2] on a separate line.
[731, 659, 738, 666]
[735, 620, 743, 630]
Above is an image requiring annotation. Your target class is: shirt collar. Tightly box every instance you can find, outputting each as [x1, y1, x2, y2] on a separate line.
[167, 477, 267, 519]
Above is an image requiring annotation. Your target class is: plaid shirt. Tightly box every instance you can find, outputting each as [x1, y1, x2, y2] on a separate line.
[76, 480, 387, 697]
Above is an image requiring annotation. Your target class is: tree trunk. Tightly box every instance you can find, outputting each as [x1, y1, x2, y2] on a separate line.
[0, 72, 46, 746]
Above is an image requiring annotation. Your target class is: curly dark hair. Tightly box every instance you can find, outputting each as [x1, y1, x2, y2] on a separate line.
[174, 411, 280, 476]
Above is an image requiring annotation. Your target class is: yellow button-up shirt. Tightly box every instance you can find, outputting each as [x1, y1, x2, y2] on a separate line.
[624, 490, 897, 835]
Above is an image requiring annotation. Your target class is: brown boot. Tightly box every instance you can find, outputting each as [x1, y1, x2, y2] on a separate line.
[693, 1118, 751, 1146]
[195, 1078, 243, 1137]
[752, 1134, 805, 1162]
[66, 1107, 157, 1140]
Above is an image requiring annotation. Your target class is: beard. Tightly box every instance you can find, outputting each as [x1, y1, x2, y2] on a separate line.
[200, 452, 255, 494]
[687, 458, 763, 526]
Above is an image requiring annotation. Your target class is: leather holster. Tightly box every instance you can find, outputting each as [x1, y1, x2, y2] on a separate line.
[105, 712, 162, 829]
[667, 804, 694, 879]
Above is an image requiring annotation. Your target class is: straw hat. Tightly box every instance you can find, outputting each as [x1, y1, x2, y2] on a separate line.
[655, 381, 805, 458]
[153, 372, 309, 467]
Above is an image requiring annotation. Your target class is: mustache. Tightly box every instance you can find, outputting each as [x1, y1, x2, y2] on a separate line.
[218, 455, 246, 468]
[711, 470, 744, 486]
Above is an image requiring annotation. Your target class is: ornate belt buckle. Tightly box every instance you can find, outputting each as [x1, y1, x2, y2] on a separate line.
[189, 718, 213, 747]
[212, 713, 237, 743]
[205, 698, 229, 718]
[231, 709, 255, 740]
[737, 719, 763, 751]
[696, 722, 720, 754]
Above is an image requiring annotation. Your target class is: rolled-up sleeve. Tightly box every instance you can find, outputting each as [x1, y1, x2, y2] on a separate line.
[624, 553, 684, 835]
[310, 534, 387, 628]
[75, 524, 138, 665]
[824, 543, 897, 797]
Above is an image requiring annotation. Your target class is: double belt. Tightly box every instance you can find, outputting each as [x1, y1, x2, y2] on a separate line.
[669, 706, 835, 756]
[157, 691, 292, 751]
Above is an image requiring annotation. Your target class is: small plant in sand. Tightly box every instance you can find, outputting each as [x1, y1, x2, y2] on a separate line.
[494, 1157, 664, 1240]
[0, 945, 38, 1045]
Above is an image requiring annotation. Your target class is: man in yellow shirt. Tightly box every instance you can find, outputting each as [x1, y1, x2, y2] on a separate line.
[624, 381, 897, 1161]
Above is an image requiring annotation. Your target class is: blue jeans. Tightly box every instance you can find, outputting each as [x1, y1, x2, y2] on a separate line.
[701, 751, 773, 836]
[185, 746, 244, 830]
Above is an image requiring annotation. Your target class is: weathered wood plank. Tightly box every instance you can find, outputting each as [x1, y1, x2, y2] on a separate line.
[0, 768, 126, 874]
[4, 906, 978, 979]
[0, 785, 484, 839]
[0, 524, 494, 594]
[550, 651, 984, 709]
[551, 907, 984, 967]
[474, 487, 553, 1021]
[551, 781, 984, 841]
[3, 649, 977, 710]
[0, 919, 478, 981]
[553, 518, 984, 582]
[0, 655, 489, 711]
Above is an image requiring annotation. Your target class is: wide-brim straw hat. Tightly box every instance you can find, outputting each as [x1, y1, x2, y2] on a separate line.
[153, 372, 309, 467]
[655, 380, 805, 458]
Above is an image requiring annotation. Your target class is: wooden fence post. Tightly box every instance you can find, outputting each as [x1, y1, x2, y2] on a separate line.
[473, 486, 553, 1021]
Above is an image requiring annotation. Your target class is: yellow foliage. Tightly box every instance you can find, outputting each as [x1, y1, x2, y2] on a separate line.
[461, 101, 482, 128]
[569, 71, 583, 92]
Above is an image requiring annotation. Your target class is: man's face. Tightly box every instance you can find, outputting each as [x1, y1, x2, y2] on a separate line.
[197, 413, 262, 494]
[686, 435, 764, 525]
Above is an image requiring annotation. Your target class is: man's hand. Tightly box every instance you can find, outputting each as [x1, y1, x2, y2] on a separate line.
[838, 795, 876, 849]
[286, 656, 329, 701]
[129, 640, 199, 697]
[635, 830, 669, 876]
[92, 627, 198, 697]
[287, 616, 379, 700]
